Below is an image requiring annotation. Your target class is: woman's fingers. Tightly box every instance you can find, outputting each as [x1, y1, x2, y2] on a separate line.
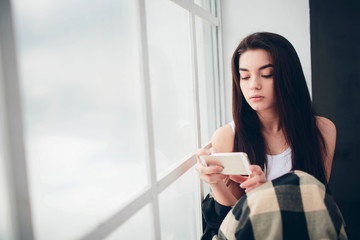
[196, 164, 225, 184]
[244, 182, 263, 193]
[240, 175, 266, 188]
[249, 165, 263, 175]
[195, 147, 225, 184]
[239, 165, 267, 192]
[195, 163, 223, 175]
[195, 148, 211, 162]
[201, 173, 226, 184]
[209, 146, 217, 154]
[195, 147, 221, 172]
[229, 175, 248, 183]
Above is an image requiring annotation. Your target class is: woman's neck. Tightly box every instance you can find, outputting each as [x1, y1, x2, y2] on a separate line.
[257, 109, 288, 155]
[257, 109, 281, 134]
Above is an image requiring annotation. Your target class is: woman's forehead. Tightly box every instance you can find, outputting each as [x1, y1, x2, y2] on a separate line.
[239, 49, 273, 68]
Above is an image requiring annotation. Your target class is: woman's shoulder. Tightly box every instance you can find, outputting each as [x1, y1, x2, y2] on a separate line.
[315, 116, 336, 182]
[315, 116, 336, 149]
[211, 123, 235, 152]
[316, 116, 336, 136]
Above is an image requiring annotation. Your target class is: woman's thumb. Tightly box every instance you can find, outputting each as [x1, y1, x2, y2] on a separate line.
[209, 147, 217, 154]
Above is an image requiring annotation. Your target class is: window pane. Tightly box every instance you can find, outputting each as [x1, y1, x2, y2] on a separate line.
[12, 0, 148, 239]
[146, 0, 196, 176]
[194, 0, 216, 15]
[105, 204, 152, 240]
[196, 17, 217, 146]
[159, 168, 201, 239]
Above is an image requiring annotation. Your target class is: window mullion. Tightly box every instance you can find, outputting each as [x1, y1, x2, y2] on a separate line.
[0, 1, 34, 240]
[190, 14, 201, 150]
[80, 188, 152, 240]
[189, 12, 204, 238]
[212, 24, 222, 129]
[137, 0, 161, 240]
[170, 0, 219, 26]
[215, 0, 226, 126]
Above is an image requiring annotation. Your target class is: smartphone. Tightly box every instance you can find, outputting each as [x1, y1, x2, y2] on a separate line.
[200, 152, 251, 175]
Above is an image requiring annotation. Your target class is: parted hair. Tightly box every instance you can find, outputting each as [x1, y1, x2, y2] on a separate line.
[231, 32, 327, 184]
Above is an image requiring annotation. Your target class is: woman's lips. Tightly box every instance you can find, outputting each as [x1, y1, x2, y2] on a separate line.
[249, 95, 264, 102]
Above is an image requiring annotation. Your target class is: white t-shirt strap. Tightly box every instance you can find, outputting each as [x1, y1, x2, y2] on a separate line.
[229, 120, 235, 133]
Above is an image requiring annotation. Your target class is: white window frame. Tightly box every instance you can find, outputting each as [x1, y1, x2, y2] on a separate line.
[0, 0, 226, 239]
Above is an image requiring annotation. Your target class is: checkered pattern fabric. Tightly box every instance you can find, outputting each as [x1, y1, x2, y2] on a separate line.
[202, 171, 347, 240]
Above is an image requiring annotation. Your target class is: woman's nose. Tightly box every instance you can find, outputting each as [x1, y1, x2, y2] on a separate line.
[250, 76, 261, 90]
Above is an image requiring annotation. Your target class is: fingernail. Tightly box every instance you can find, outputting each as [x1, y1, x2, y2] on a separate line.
[240, 183, 244, 188]
[217, 167, 223, 171]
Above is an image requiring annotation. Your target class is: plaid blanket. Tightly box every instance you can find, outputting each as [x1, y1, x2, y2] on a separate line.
[202, 171, 348, 240]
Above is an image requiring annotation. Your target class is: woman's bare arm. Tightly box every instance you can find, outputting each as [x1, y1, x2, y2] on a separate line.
[316, 116, 337, 182]
[196, 124, 238, 206]
[208, 125, 238, 205]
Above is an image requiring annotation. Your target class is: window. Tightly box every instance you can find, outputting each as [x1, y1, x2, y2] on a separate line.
[158, 169, 200, 239]
[105, 204, 152, 240]
[146, 0, 196, 177]
[12, 0, 148, 239]
[196, 16, 219, 146]
[0, 0, 224, 239]
[195, 0, 216, 15]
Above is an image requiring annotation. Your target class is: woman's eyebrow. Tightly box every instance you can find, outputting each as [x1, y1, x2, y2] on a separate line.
[239, 63, 274, 71]
[259, 64, 274, 70]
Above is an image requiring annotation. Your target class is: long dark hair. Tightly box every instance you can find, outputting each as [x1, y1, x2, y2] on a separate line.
[232, 32, 327, 184]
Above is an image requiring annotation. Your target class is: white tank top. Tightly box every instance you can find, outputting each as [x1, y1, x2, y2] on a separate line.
[229, 121, 292, 181]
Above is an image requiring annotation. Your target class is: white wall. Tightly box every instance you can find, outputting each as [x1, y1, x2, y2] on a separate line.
[220, 0, 312, 122]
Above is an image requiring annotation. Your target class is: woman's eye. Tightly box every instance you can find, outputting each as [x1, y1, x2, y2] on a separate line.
[241, 76, 250, 80]
[262, 74, 273, 78]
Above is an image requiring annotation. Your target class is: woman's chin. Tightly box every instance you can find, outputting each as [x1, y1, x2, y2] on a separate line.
[250, 104, 276, 113]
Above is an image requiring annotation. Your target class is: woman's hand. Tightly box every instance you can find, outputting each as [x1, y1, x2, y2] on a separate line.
[195, 147, 226, 185]
[229, 165, 267, 193]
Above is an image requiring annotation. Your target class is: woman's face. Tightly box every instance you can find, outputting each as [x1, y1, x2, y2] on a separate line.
[239, 49, 276, 113]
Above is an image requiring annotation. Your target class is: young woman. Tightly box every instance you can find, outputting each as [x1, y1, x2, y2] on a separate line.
[195, 32, 336, 211]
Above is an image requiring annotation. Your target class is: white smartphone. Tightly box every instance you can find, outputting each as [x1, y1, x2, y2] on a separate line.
[200, 152, 251, 175]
